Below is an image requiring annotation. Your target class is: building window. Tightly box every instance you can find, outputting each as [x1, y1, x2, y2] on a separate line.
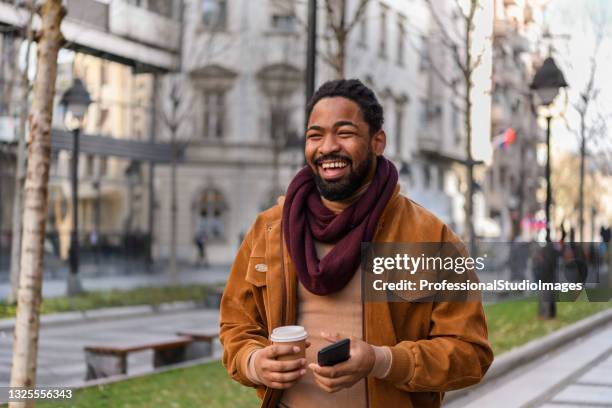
[438, 166, 445, 191]
[419, 98, 428, 127]
[379, 3, 388, 59]
[423, 164, 431, 190]
[196, 188, 227, 240]
[419, 35, 429, 71]
[271, 2, 297, 32]
[395, 106, 403, 156]
[100, 62, 109, 86]
[202, 91, 225, 139]
[148, 0, 174, 18]
[397, 14, 406, 66]
[86, 155, 95, 177]
[272, 14, 297, 31]
[99, 157, 108, 177]
[270, 107, 289, 145]
[99, 108, 109, 132]
[201, 0, 227, 31]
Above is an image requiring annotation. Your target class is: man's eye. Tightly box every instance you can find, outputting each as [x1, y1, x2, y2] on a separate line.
[338, 131, 355, 137]
[307, 134, 322, 139]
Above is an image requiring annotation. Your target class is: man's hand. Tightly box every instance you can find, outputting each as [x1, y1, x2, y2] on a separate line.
[309, 333, 376, 393]
[253, 345, 308, 389]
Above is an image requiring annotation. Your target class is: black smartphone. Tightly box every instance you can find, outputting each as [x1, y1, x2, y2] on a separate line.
[317, 338, 351, 366]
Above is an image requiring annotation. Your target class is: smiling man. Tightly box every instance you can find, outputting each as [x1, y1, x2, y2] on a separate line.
[220, 79, 493, 408]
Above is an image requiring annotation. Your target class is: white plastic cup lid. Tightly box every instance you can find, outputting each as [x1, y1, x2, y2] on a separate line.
[270, 325, 308, 342]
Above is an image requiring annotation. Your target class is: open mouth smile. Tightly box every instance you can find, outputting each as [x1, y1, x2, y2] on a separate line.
[317, 159, 350, 180]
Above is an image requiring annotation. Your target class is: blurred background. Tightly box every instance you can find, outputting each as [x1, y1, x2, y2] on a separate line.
[0, 0, 611, 407]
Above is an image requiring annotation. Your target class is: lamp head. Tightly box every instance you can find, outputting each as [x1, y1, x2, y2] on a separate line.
[60, 78, 92, 127]
[530, 57, 568, 107]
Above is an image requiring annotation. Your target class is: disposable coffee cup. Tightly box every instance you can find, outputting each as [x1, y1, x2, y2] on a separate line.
[270, 326, 308, 361]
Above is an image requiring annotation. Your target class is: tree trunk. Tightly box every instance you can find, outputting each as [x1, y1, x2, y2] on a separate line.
[578, 114, 586, 242]
[8, 0, 35, 305]
[334, 0, 347, 79]
[335, 32, 346, 79]
[463, 9, 475, 248]
[170, 144, 178, 283]
[9, 1, 65, 405]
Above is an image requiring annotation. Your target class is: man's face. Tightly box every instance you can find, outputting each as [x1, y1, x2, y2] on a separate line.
[305, 97, 386, 201]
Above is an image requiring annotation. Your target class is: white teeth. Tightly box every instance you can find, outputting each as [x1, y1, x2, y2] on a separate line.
[321, 161, 347, 169]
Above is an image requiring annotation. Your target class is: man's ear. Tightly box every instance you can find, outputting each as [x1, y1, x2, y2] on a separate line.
[371, 129, 386, 156]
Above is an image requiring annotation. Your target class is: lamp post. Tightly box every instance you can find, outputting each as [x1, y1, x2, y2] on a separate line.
[530, 56, 568, 319]
[530, 57, 568, 242]
[305, 0, 317, 110]
[60, 78, 92, 295]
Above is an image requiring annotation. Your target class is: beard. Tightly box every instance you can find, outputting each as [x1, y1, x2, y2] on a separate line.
[313, 150, 375, 202]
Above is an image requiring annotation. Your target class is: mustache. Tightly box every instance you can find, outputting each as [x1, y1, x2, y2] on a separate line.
[314, 154, 353, 166]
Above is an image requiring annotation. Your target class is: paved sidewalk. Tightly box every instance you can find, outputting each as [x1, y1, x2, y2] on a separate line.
[445, 321, 612, 408]
[0, 307, 221, 392]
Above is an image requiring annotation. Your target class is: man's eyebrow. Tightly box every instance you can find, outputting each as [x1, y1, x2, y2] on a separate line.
[333, 120, 358, 129]
[306, 121, 358, 132]
[306, 125, 324, 132]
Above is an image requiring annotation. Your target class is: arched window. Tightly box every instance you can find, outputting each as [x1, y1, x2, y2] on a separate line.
[195, 188, 227, 241]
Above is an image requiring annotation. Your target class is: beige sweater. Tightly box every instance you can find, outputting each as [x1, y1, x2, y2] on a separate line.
[247, 191, 392, 407]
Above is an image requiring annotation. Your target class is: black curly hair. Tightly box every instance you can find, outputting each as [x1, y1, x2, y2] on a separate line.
[306, 79, 384, 135]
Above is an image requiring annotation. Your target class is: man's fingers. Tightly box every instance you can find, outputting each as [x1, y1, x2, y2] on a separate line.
[309, 363, 350, 378]
[321, 332, 342, 343]
[265, 345, 300, 359]
[313, 374, 343, 393]
[312, 370, 353, 388]
[268, 381, 296, 390]
[267, 358, 306, 373]
[267, 369, 306, 384]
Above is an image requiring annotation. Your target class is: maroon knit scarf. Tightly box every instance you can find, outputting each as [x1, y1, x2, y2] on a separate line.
[282, 156, 398, 295]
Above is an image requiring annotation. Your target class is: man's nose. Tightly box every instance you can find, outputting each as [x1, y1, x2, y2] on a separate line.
[318, 134, 341, 155]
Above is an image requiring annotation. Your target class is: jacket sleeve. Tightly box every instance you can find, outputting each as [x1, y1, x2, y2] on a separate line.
[384, 225, 494, 391]
[385, 301, 493, 392]
[219, 226, 271, 388]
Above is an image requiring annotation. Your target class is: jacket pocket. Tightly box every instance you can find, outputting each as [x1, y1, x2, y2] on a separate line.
[245, 256, 268, 287]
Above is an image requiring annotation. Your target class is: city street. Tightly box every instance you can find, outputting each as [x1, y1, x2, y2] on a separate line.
[446, 321, 612, 408]
[0, 308, 221, 390]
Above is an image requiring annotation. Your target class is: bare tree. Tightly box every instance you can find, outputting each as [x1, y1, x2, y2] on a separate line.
[8, 0, 35, 305]
[566, 4, 609, 241]
[9, 1, 65, 403]
[321, 0, 370, 78]
[424, 0, 483, 245]
[160, 77, 194, 283]
[269, 0, 371, 79]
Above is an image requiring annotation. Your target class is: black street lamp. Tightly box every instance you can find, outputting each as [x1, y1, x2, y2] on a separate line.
[305, 0, 317, 110]
[60, 78, 92, 296]
[530, 57, 568, 243]
[530, 56, 568, 319]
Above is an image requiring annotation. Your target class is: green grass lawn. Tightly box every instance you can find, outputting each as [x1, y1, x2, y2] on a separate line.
[26, 299, 612, 408]
[484, 298, 612, 354]
[0, 284, 225, 320]
[37, 361, 259, 408]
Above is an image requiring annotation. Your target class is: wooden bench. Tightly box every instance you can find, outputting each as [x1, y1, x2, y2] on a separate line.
[84, 336, 193, 380]
[176, 330, 219, 359]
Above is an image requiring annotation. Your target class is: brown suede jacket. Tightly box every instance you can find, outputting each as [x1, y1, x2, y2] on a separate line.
[219, 186, 494, 408]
